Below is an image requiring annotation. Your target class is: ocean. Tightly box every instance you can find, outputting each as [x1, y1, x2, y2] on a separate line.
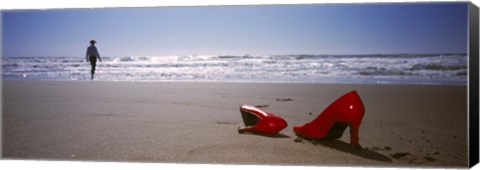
[1, 54, 468, 85]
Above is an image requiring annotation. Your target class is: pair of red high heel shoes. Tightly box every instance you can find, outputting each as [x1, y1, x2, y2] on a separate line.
[238, 90, 365, 146]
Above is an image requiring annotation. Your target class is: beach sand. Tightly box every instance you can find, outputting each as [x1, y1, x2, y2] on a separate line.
[1, 81, 469, 167]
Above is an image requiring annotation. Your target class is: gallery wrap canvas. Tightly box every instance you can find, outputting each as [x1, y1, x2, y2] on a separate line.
[1, 1, 479, 169]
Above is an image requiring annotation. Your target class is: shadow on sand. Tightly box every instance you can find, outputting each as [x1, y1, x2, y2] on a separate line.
[238, 131, 391, 162]
[240, 132, 291, 138]
[313, 139, 392, 163]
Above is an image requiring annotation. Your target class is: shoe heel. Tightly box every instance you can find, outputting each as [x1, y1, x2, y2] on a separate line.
[349, 121, 360, 146]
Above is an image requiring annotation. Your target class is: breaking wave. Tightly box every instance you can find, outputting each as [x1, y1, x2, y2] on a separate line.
[2, 54, 467, 85]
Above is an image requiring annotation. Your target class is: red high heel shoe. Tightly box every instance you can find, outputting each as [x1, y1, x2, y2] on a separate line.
[238, 105, 288, 135]
[294, 90, 365, 146]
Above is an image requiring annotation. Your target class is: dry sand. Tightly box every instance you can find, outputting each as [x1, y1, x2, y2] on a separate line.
[1, 80, 469, 168]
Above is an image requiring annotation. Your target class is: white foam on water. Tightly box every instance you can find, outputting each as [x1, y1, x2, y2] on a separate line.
[1, 54, 467, 85]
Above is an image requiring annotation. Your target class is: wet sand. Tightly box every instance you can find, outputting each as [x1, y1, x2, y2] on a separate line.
[1, 80, 469, 168]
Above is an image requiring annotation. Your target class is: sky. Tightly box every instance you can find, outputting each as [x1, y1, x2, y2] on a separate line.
[1, 2, 469, 57]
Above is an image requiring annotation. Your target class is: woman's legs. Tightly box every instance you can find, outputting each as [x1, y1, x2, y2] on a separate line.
[89, 56, 97, 79]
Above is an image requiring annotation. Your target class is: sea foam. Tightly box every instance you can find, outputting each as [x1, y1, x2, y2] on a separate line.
[1, 54, 467, 85]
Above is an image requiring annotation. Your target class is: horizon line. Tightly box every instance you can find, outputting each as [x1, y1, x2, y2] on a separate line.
[1, 52, 469, 58]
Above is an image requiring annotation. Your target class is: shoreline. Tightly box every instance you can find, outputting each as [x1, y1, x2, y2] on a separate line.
[0, 79, 468, 86]
[1, 80, 469, 167]
[2, 53, 468, 86]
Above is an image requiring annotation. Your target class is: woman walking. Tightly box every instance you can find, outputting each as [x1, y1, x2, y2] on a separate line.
[86, 40, 102, 80]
